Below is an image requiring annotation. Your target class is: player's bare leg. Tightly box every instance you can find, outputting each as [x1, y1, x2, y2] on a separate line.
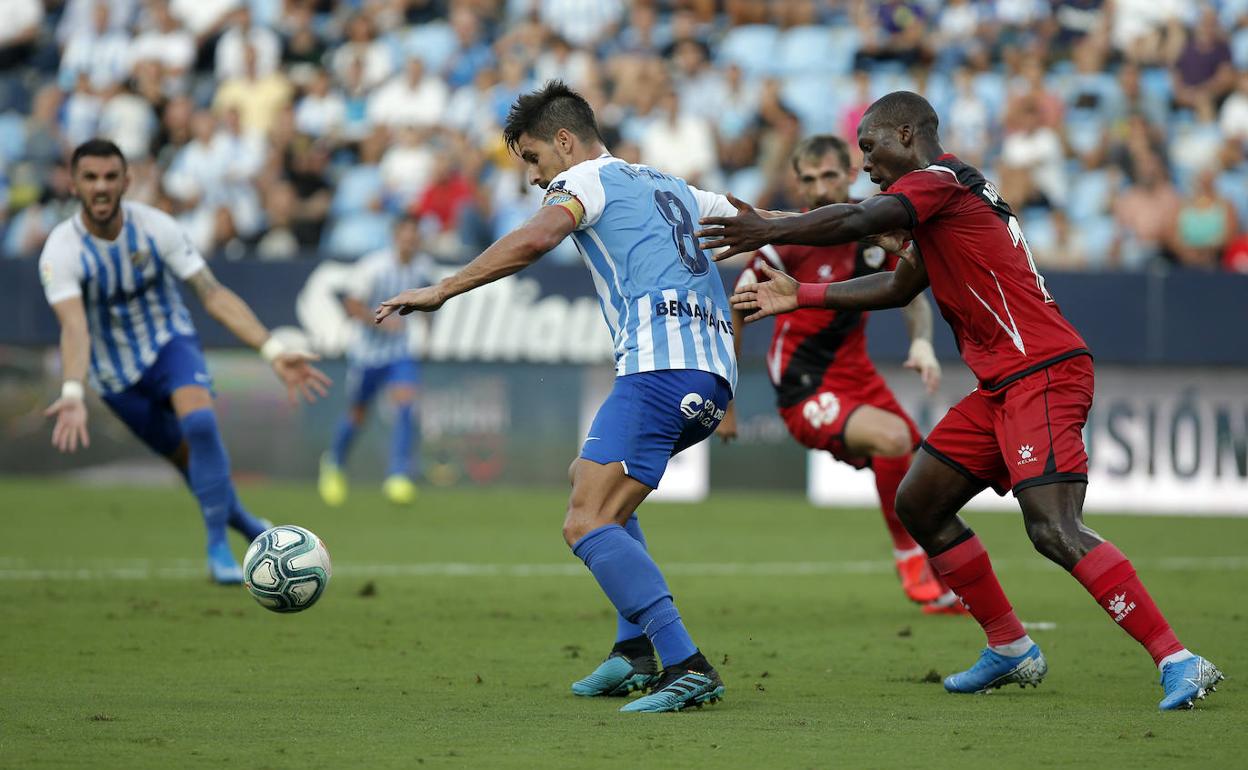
[896, 451, 1045, 692]
[1017, 482, 1224, 709]
[564, 459, 723, 712]
[382, 384, 419, 504]
[844, 407, 945, 605]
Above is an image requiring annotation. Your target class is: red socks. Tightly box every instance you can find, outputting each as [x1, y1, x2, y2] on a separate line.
[872, 455, 920, 553]
[1072, 542, 1184, 665]
[929, 535, 1027, 646]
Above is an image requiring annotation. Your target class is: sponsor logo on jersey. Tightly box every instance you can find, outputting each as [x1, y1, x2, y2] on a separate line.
[802, 392, 841, 430]
[817, 264, 834, 281]
[1017, 444, 1038, 465]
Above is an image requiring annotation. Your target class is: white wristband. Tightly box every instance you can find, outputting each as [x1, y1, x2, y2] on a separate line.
[61, 380, 85, 401]
[259, 336, 286, 362]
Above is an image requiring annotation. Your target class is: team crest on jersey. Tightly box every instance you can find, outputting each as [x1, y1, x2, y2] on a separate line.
[817, 264, 834, 281]
[129, 246, 152, 268]
[863, 245, 886, 269]
[39, 261, 54, 287]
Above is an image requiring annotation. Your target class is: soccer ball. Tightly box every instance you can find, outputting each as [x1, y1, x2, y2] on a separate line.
[243, 525, 332, 613]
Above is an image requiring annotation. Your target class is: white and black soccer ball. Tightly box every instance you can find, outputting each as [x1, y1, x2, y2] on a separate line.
[243, 525, 332, 613]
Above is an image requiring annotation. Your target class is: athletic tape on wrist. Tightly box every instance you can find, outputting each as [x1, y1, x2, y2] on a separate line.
[259, 336, 286, 362]
[796, 283, 826, 308]
[61, 380, 85, 401]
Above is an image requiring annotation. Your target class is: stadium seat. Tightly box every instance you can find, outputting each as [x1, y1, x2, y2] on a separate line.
[869, 69, 917, 102]
[781, 74, 845, 134]
[1066, 168, 1114, 224]
[1233, 27, 1248, 70]
[775, 26, 833, 76]
[321, 211, 395, 259]
[405, 22, 459, 72]
[1139, 67, 1173, 108]
[1077, 217, 1116, 269]
[717, 25, 780, 77]
[330, 166, 385, 217]
[0, 113, 26, 165]
[725, 167, 766, 206]
[971, 71, 1008, 122]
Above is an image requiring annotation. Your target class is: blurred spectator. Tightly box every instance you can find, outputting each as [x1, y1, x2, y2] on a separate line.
[213, 44, 293, 136]
[855, 0, 927, 69]
[539, 0, 625, 50]
[23, 86, 66, 172]
[256, 182, 301, 260]
[381, 128, 435, 208]
[62, 74, 104, 150]
[330, 13, 394, 91]
[1030, 209, 1087, 270]
[215, 6, 282, 80]
[444, 7, 495, 89]
[280, 2, 329, 81]
[945, 68, 991, 167]
[59, 3, 132, 92]
[295, 71, 347, 140]
[640, 91, 717, 185]
[57, 0, 139, 48]
[1113, 153, 1181, 267]
[1221, 70, 1248, 141]
[368, 57, 449, 129]
[535, 35, 598, 90]
[98, 84, 158, 161]
[284, 140, 333, 248]
[0, 0, 44, 70]
[1168, 166, 1239, 269]
[1172, 7, 1236, 121]
[169, 0, 240, 67]
[131, 0, 196, 94]
[412, 152, 475, 247]
[1000, 97, 1068, 209]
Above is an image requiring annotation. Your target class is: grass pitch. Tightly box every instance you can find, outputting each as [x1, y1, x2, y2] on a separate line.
[0, 478, 1244, 769]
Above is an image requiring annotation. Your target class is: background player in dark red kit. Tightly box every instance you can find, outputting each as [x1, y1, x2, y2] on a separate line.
[701, 91, 1223, 711]
[716, 134, 964, 613]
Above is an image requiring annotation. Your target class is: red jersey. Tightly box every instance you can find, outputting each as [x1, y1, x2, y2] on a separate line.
[737, 241, 897, 407]
[884, 154, 1089, 391]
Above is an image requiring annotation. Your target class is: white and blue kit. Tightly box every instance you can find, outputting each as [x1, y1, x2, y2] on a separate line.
[39, 202, 211, 455]
[343, 248, 434, 405]
[544, 154, 738, 488]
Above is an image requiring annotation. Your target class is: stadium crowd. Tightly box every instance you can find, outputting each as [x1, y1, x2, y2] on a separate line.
[2, 0, 1247, 271]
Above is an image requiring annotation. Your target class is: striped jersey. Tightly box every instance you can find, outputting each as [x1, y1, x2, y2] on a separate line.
[543, 154, 738, 390]
[345, 248, 435, 367]
[39, 202, 201, 395]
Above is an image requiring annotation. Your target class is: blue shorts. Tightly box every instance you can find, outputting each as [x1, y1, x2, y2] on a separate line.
[100, 335, 212, 457]
[580, 369, 732, 489]
[346, 359, 421, 407]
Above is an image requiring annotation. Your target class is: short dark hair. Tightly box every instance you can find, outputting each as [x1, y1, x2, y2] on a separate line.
[862, 91, 940, 140]
[503, 80, 604, 155]
[790, 134, 851, 175]
[71, 138, 127, 171]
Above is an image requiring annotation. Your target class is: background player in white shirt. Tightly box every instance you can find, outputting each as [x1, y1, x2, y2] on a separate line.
[40, 139, 331, 584]
[319, 215, 434, 506]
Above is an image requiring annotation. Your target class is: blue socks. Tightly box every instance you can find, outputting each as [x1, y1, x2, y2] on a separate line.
[179, 408, 232, 548]
[389, 402, 417, 478]
[573, 524, 698, 667]
[329, 416, 357, 467]
[616, 515, 649, 643]
[228, 489, 268, 541]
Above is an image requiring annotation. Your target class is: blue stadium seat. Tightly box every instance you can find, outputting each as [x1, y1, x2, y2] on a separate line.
[781, 74, 845, 134]
[405, 22, 459, 72]
[321, 211, 394, 259]
[0, 113, 26, 165]
[775, 26, 833, 76]
[971, 71, 1007, 122]
[330, 166, 384, 217]
[717, 25, 780, 77]
[1215, 169, 1248, 224]
[869, 69, 917, 101]
[1076, 217, 1116, 269]
[1233, 27, 1248, 70]
[1139, 67, 1173, 107]
[1066, 168, 1115, 224]
[725, 167, 766, 205]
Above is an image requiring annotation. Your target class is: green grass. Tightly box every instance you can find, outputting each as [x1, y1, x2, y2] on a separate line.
[0, 478, 1245, 769]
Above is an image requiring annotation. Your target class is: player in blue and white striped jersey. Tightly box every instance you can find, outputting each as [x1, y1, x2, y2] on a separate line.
[319, 216, 434, 507]
[39, 139, 331, 584]
[376, 82, 736, 713]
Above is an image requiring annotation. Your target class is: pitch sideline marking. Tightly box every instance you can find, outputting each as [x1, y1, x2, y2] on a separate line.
[0, 556, 1244, 582]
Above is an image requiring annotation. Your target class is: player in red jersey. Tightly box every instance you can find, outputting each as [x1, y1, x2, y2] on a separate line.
[700, 91, 1222, 710]
[716, 134, 963, 612]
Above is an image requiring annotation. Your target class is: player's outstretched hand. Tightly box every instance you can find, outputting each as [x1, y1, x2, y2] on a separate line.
[715, 402, 738, 444]
[905, 338, 942, 394]
[375, 286, 445, 322]
[272, 352, 333, 405]
[697, 194, 773, 261]
[45, 396, 89, 453]
[730, 262, 800, 322]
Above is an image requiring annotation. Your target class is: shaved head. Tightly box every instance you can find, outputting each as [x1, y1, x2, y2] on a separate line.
[861, 91, 940, 142]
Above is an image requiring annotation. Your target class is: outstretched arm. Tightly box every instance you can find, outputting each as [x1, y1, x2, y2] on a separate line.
[375, 205, 574, 321]
[698, 194, 913, 260]
[900, 289, 941, 394]
[186, 267, 331, 403]
[732, 250, 929, 322]
[44, 297, 92, 452]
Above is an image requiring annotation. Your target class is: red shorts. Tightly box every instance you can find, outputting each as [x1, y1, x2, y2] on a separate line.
[778, 372, 921, 469]
[922, 354, 1094, 495]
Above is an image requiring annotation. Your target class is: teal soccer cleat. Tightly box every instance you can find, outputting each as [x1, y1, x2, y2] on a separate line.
[943, 644, 1047, 694]
[619, 667, 724, 713]
[207, 540, 244, 584]
[571, 652, 660, 697]
[1159, 655, 1224, 711]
